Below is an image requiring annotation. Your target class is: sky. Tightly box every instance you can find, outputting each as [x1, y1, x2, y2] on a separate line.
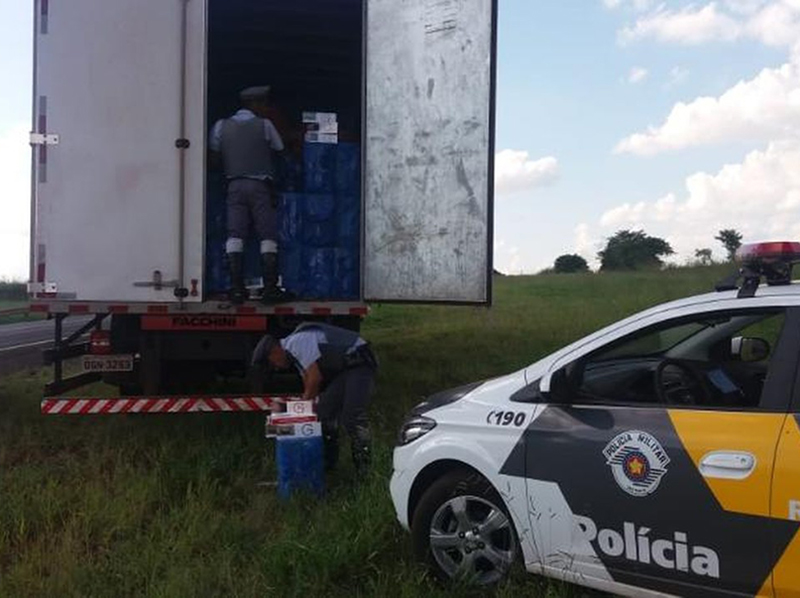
[1, 1, 799, 280]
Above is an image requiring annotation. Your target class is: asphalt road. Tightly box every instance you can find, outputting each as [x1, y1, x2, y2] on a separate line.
[0, 316, 94, 377]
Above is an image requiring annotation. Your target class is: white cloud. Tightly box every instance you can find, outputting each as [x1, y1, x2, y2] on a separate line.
[0, 123, 31, 280]
[619, 3, 741, 45]
[604, 0, 654, 11]
[746, 1, 800, 47]
[628, 66, 649, 83]
[589, 141, 800, 262]
[618, 1, 800, 47]
[494, 239, 525, 275]
[667, 65, 690, 87]
[494, 150, 560, 196]
[615, 54, 800, 154]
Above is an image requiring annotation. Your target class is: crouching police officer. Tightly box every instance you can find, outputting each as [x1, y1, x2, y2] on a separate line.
[252, 323, 377, 475]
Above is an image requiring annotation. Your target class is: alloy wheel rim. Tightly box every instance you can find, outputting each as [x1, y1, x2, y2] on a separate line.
[429, 494, 516, 584]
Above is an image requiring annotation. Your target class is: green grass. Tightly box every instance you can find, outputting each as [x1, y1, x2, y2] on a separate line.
[0, 301, 43, 326]
[0, 265, 732, 597]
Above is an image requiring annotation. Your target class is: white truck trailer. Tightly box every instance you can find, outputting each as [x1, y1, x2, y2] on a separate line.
[29, 0, 497, 412]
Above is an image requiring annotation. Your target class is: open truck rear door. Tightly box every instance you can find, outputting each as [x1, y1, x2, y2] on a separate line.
[364, 0, 497, 304]
[31, 0, 206, 302]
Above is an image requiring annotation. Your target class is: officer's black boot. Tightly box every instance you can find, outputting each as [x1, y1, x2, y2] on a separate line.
[227, 252, 246, 305]
[351, 425, 372, 478]
[322, 423, 340, 472]
[260, 252, 295, 304]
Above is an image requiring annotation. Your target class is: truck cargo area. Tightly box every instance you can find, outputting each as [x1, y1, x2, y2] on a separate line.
[31, 0, 496, 402]
[205, 0, 364, 303]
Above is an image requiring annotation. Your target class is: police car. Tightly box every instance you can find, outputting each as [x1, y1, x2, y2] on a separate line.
[390, 242, 800, 597]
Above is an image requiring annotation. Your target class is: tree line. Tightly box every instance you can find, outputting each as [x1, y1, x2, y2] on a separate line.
[551, 229, 743, 274]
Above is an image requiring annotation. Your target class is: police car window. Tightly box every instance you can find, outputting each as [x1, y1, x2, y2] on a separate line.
[594, 321, 708, 361]
[566, 309, 786, 410]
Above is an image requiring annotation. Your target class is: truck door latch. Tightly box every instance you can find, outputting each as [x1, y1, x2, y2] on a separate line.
[30, 133, 60, 146]
[133, 270, 179, 291]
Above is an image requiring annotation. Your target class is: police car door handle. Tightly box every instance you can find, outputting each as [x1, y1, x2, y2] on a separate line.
[699, 451, 756, 480]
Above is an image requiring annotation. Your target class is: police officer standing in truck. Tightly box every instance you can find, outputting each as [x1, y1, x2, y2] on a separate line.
[252, 323, 377, 475]
[209, 86, 292, 304]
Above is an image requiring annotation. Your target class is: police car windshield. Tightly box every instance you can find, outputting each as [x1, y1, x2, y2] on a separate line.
[595, 321, 712, 361]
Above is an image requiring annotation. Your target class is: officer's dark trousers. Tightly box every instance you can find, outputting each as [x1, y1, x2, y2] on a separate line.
[316, 365, 375, 471]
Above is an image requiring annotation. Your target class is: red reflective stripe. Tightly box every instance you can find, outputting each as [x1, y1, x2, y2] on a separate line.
[180, 398, 198, 412]
[244, 398, 261, 411]
[30, 304, 48, 313]
[141, 399, 158, 412]
[62, 399, 79, 414]
[108, 305, 129, 314]
[162, 398, 178, 412]
[147, 305, 169, 314]
[312, 307, 332, 316]
[37, 262, 45, 283]
[349, 307, 368, 316]
[275, 307, 295, 315]
[100, 400, 116, 414]
[79, 401, 96, 415]
[41, 399, 55, 414]
[237, 306, 257, 315]
[120, 400, 138, 413]
[69, 304, 89, 314]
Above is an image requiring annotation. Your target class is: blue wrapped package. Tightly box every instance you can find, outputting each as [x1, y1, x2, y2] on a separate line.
[304, 248, 335, 298]
[276, 435, 325, 499]
[335, 143, 360, 194]
[205, 174, 229, 294]
[280, 247, 305, 297]
[303, 195, 336, 247]
[205, 239, 228, 294]
[305, 194, 336, 221]
[279, 193, 305, 248]
[336, 195, 360, 246]
[333, 248, 359, 299]
[281, 156, 304, 192]
[304, 143, 336, 193]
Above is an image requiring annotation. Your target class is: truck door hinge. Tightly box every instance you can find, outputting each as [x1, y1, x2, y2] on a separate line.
[30, 133, 60, 146]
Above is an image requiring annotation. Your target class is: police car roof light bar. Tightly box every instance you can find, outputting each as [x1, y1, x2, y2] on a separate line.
[715, 241, 800, 298]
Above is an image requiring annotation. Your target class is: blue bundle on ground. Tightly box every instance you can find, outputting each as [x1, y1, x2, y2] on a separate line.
[276, 435, 325, 499]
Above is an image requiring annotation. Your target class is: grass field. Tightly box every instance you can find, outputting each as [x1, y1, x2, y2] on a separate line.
[0, 281, 36, 324]
[0, 265, 733, 597]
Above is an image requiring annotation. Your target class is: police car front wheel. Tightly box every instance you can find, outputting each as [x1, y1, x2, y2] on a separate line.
[411, 469, 518, 585]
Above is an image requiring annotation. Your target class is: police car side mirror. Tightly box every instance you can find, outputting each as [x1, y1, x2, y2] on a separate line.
[540, 368, 572, 403]
[731, 336, 770, 363]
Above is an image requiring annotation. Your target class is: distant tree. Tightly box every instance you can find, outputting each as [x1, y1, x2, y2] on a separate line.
[715, 229, 743, 261]
[598, 230, 674, 271]
[694, 248, 713, 266]
[553, 254, 589, 274]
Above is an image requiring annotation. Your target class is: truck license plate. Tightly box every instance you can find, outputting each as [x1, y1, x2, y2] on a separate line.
[81, 355, 134, 372]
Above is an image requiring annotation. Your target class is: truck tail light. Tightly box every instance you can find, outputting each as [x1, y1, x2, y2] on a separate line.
[90, 330, 112, 355]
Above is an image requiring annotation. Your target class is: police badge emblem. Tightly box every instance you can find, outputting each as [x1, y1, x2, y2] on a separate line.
[604, 430, 670, 497]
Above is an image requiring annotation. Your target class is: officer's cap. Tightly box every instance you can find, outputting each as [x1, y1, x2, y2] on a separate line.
[240, 86, 272, 101]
